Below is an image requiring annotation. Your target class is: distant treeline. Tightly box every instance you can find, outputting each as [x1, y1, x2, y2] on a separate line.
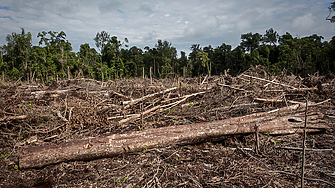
[0, 28, 334, 83]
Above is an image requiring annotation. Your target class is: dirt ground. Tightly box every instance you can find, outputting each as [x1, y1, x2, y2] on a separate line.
[0, 66, 334, 187]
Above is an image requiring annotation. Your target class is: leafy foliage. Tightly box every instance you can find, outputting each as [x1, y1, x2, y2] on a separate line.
[1, 29, 334, 83]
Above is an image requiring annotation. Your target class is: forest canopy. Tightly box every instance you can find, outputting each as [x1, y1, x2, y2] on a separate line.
[0, 28, 334, 83]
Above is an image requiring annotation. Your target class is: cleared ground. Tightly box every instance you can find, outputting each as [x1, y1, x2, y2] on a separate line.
[1, 66, 334, 187]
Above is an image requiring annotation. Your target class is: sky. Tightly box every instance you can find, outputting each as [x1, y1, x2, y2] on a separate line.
[0, 0, 334, 56]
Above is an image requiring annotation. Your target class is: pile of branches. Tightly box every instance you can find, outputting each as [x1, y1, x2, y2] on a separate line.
[0, 65, 334, 187]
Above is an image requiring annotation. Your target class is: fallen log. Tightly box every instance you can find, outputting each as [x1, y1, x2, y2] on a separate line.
[19, 102, 329, 169]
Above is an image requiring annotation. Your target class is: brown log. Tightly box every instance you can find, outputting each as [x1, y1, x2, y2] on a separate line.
[19, 103, 329, 169]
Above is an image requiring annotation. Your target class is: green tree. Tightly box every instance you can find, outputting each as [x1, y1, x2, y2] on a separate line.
[37, 30, 73, 79]
[2, 28, 32, 80]
[240, 32, 262, 54]
[263, 28, 279, 46]
[196, 51, 210, 76]
[189, 44, 202, 76]
[144, 46, 158, 77]
[212, 43, 231, 74]
[279, 32, 294, 46]
[228, 46, 247, 75]
[93, 31, 111, 53]
[100, 34, 129, 80]
[178, 51, 188, 77]
[122, 46, 143, 77]
[155, 39, 177, 78]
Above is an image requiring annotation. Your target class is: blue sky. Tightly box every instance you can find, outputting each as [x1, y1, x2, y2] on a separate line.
[0, 0, 334, 55]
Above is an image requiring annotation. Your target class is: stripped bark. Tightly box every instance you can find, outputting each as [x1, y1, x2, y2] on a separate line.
[19, 103, 329, 169]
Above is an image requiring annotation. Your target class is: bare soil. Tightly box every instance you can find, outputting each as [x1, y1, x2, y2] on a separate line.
[1, 66, 334, 187]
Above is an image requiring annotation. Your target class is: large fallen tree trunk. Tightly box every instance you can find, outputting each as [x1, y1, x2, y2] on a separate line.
[19, 102, 329, 169]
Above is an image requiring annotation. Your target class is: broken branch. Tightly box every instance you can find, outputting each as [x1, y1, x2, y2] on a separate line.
[123, 87, 178, 109]
[0, 115, 27, 122]
[118, 105, 161, 124]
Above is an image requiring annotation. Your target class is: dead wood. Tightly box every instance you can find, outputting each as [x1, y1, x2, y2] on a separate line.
[117, 105, 161, 124]
[276, 147, 332, 152]
[122, 87, 178, 109]
[205, 103, 259, 113]
[161, 91, 207, 110]
[53, 110, 68, 122]
[0, 115, 27, 122]
[218, 83, 249, 92]
[201, 75, 208, 85]
[19, 103, 329, 169]
[110, 90, 132, 100]
[241, 74, 297, 89]
[31, 89, 79, 99]
[238, 147, 335, 187]
[254, 98, 304, 104]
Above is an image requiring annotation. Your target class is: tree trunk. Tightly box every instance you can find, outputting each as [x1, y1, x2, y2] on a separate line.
[19, 103, 328, 169]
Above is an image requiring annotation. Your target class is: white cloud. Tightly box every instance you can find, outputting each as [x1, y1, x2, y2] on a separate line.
[235, 19, 252, 32]
[292, 13, 315, 31]
[143, 31, 158, 42]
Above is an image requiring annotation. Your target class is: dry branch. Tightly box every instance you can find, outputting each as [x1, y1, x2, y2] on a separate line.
[123, 87, 178, 109]
[201, 75, 208, 85]
[161, 91, 207, 110]
[117, 105, 161, 124]
[218, 83, 249, 92]
[0, 115, 27, 122]
[276, 147, 332, 152]
[110, 90, 132, 100]
[239, 146, 335, 187]
[19, 102, 329, 169]
[53, 110, 68, 122]
[241, 74, 297, 89]
[205, 103, 259, 113]
[254, 98, 304, 104]
[31, 89, 79, 99]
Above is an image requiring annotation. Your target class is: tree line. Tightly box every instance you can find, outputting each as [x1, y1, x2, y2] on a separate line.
[0, 28, 334, 83]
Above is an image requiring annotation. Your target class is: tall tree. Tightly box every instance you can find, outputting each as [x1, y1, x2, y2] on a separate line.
[189, 44, 202, 61]
[101, 35, 129, 79]
[93, 31, 111, 53]
[37, 31, 73, 79]
[178, 51, 188, 76]
[155, 39, 177, 78]
[144, 46, 158, 77]
[278, 32, 294, 46]
[263, 28, 279, 46]
[78, 43, 101, 78]
[2, 28, 32, 79]
[212, 43, 232, 74]
[196, 51, 210, 76]
[240, 32, 262, 53]
[189, 44, 202, 76]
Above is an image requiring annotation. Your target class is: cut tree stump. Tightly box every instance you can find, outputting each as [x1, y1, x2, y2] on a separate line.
[19, 102, 329, 169]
